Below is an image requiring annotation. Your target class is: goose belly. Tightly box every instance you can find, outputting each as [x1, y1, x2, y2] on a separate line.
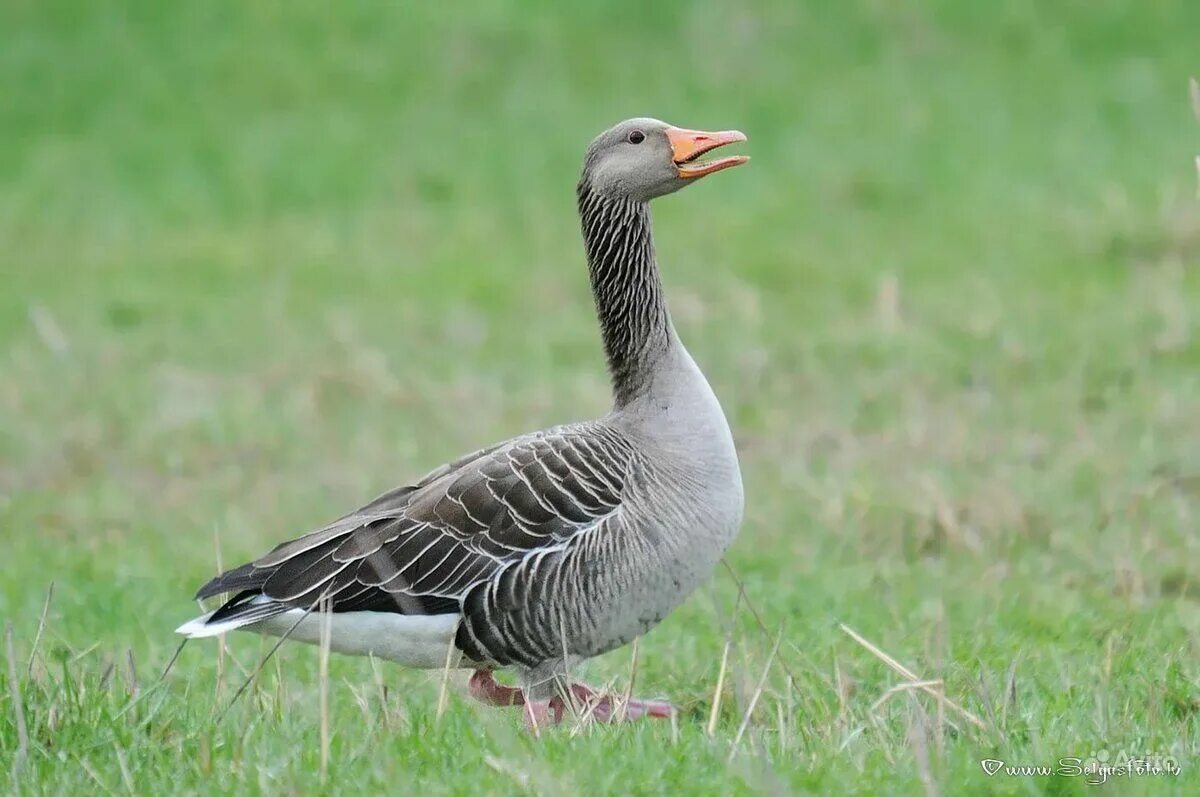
[250, 610, 462, 669]
[572, 497, 743, 658]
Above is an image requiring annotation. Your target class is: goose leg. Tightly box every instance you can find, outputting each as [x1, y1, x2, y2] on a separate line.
[522, 697, 566, 734]
[467, 670, 525, 707]
[468, 670, 570, 734]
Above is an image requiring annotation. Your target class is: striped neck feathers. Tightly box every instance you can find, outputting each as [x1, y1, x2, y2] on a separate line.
[576, 181, 673, 407]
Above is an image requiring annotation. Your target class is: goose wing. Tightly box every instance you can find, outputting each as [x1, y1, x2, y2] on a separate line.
[195, 425, 633, 622]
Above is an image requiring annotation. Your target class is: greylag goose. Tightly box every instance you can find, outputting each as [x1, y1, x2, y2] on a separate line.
[178, 118, 748, 729]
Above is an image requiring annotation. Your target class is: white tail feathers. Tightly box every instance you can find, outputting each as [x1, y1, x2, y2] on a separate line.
[176, 594, 286, 638]
[175, 611, 254, 638]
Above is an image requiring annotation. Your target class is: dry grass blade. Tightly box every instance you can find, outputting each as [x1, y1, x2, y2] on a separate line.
[775, 700, 787, 755]
[484, 754, 532, 790]
[114, 742, 136, 796]
[722, 560, 802, 687]
[124, 649, 139, 698]
[870, 679, 944, 713]
[318, 593, 333, 785]
[706, 638, 732, 737]
[157, 639, 188, 684]
[369, 655, 391, 730]
[569, 676, 619, 736]
[839, 623, 987, 732]
[27, 581, 54, 678]
[558, 612, 572, 683]
[784, 673, 795, 744]
[103, 640, 187, 726]
[213, 529, 226, 702]
[71, 642, 101, 664]
[1001, 657, 1019, 728]
[5, 623, 29, 780]
[834, 657, 849, 726]
[617, 637, 639, 724]
[216, 599, 318, 723]
[99, 659, 116, 691]
[76, 755, 114, 796]
[1193, 78, 1200, 197]
[28, 304, 69, 355]
[866, 710, 897, 766]
[975, 668, 1000, 733]
[932, 600, 946, 765]
[435, 633, 458, 723]
[907, 695, 939, 797]
[728, 627, 783, 762]
[525, 698, 542, 737]
[876, 272, 902, 333]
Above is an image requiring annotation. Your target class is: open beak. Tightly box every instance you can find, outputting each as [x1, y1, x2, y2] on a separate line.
[666, 127, 749, 179]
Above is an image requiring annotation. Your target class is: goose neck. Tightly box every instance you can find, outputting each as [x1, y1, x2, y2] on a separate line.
[577, 183, 673, 407]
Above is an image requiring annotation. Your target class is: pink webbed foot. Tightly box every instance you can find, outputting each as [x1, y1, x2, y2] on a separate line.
[467, 670, 677, 732]
[564, 682, 677, 723]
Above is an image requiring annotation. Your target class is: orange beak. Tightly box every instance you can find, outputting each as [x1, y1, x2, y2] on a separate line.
[665, 127, 749, 179]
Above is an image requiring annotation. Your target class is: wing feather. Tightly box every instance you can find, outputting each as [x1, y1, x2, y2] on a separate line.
[193, 426, 634, 627]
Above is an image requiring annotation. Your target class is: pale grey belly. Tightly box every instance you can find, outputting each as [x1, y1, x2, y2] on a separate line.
[568, 506, 742, 659]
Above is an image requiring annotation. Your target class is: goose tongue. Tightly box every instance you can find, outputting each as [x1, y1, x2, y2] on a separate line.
[666, 127, 749, 179]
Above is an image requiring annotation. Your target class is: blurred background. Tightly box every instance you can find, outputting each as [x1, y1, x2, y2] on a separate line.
[2, 1, 1198, 792]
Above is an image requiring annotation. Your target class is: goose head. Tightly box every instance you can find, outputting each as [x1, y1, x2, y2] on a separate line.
[581, 118, 748, 203]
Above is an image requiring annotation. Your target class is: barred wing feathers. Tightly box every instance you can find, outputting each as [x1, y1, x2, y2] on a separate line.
[195, 426, 633, 632]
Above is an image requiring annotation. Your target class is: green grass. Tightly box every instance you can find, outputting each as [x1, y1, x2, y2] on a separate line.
[3, 1, 1200, 793]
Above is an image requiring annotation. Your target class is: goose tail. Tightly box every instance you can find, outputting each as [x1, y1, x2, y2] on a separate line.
[175, 593, 288, 638]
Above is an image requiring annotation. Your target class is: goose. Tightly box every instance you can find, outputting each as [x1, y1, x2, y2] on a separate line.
[177, 118, 748, 729]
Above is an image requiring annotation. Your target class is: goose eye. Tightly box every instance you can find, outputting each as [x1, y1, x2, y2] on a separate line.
[627, 130, 645, 144]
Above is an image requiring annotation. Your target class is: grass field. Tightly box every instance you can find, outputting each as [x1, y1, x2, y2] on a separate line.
[3, 1, 1200, 794]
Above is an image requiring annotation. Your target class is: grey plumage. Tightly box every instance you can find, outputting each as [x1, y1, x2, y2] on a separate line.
[181, 117, 746, 703]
